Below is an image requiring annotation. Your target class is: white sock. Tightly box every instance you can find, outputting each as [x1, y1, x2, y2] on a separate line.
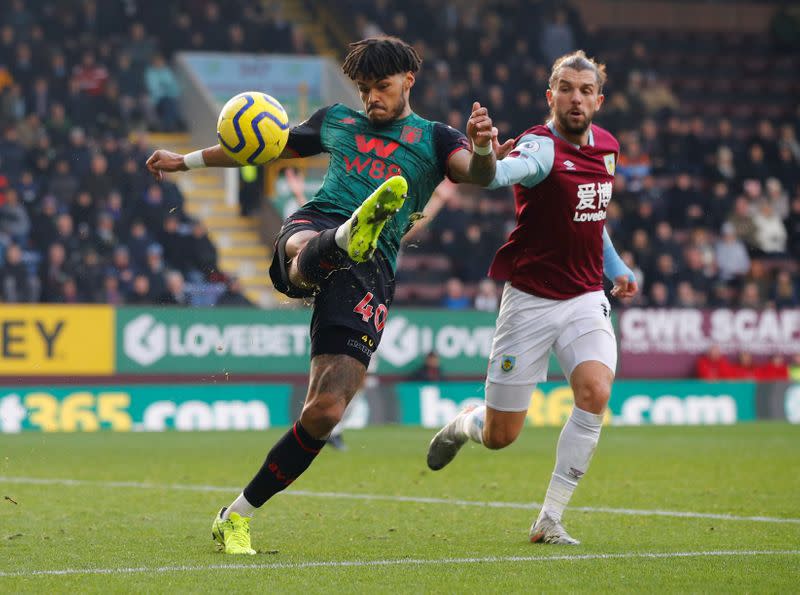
[334, 220, 351, 250]
[457, 405, 485, 444]
[538, 406, 603, 523]
[223, 492, 257, 519]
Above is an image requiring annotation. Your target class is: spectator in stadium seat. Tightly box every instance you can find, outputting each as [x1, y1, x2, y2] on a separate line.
[772, 271, 799, 307]
[411, 350, 443, 382]
[651, 253, 680, 295]
[775, 144, 799, 193]
[715, 222, 750, 283]
[738, 281, 763, 309]
[47, 159, 79, 204]
[123, 22, 157, 72]
[740, 143, 772, 181]
[188, 221, 218, 278]
[160, 269, 189, 306]
[75, 249, 104, 302]
[0, 127, 26, 181]
[70, 190, 96, 230]
[696, 345, 736, 379]
[710, 282, 737, 307]
[474, 279, 499, 312]
[648, 281, 671, 307]
[540, 9, 575, 66]
[127, 219, 155, 271]
[765, 177, 789, 220]
[144, 53, 183, 131]
[674, 281, 700, 308]
[38, 242, 71, 302]
[215, 276, 255, 307]
[442, 277, 470, 310]
[756, 354, 790, 381]
[730, 351, 758, 379]
[159, 215, 190, 273]
[630, 229, 655, 272]
[752, 201, 788, 256]
[53, 213, 81, 264]
[102, 273, 123, 305]
[666, 173, 701, 230]
[0, 242, 33, 302]
[110, 245, 135, 296]
[144, 244, 167, 299]
[128, 273, 153, 305]
[60, 276, 80, 303]
[652, 221, 682, 262]
[0, 188, 30, 243]
[786, 196, 800, 259]
[616, 137, 651, 192]
[727, 197, 757, 252]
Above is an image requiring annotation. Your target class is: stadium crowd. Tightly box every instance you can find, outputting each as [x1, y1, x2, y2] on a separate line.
[0, 0, 305, 306]
[1, 0, 799, 314]
[350, 2, 800, 311]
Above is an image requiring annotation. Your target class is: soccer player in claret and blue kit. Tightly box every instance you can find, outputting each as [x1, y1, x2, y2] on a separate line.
[146, 36, 500, 554]
[427, 51, 639, 545]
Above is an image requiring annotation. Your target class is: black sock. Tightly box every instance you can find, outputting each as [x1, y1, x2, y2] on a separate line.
[242, 421, 326, 508]
[296, 228, 349, 285]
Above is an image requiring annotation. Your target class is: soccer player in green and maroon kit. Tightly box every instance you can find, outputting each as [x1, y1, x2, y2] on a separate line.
[146, 37, 502, 554]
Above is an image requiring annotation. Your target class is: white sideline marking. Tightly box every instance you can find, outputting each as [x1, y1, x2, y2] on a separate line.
[1, 476, 799, 525]
[1, 550, 798, 578]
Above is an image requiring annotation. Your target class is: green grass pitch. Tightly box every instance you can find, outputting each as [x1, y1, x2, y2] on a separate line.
[1, 424, 799, 592]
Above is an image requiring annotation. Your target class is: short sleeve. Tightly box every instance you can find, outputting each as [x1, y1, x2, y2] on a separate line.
[433, 122, 470, 178]
[285, 106, 331, 157]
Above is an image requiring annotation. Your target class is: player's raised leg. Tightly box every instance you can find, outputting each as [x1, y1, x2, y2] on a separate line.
[335, 174, 408, 262]
[213, 354, 366, 554]
[530, 334, 614, 545]
[283, 176, 408, 292]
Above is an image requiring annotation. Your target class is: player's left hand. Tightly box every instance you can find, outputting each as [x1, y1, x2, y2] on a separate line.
[491, 127, 515, 159]
[466, 101, 494, 149]
[611, 275, 638, 299]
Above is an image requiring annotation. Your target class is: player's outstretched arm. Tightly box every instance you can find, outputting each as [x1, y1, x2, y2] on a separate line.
[447, 102, 498, 186]
[146, 145, 239, 181]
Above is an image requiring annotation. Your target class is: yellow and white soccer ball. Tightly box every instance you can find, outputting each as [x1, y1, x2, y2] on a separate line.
[217, 92, 290, 165]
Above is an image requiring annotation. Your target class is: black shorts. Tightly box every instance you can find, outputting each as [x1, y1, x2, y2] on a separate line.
[269, 207, 395, 367]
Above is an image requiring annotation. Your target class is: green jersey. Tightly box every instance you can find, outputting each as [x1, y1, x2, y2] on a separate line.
[285, 103, 470, 270]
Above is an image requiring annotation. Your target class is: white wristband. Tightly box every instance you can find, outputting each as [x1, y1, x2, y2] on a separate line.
[184, 150, 207, 170]
[472, 142, 493, 156]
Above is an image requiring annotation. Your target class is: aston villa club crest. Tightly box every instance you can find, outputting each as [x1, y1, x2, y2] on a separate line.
[603, 153, 616, 176]
[501, 355, 516, 372]
[401, 125, 423, 144]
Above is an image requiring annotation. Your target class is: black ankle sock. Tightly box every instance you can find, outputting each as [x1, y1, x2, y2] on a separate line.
[296, 228, 349, 285]
[242, 422, 327, 508]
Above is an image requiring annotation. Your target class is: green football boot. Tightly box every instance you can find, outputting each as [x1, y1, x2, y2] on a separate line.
[342, 175, 408, 263]
[212, 508, 256, 555]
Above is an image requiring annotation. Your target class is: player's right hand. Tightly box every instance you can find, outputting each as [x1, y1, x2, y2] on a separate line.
[146, 149, 188, 181]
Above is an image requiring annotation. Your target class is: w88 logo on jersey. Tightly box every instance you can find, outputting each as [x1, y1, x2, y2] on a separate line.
[344, 135, 404, 181]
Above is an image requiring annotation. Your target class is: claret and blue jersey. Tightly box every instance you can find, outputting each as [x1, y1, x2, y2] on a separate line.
[487, 121, 632, 300]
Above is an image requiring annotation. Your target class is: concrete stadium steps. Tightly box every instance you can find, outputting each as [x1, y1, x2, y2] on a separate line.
[146, 131, 276, 307]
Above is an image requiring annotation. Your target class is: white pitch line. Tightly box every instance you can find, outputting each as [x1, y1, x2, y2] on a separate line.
[2, 476, 799, 525]
[1, 550, 798, 579]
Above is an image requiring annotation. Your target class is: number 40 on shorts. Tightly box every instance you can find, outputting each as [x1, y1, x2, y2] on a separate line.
[353, 292, 387, 331]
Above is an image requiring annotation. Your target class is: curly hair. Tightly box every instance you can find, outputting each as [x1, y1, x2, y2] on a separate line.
[342, 36, 422, 81]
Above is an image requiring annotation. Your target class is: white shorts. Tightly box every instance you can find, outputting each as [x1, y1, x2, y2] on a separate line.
[485, 284, 617, 411]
